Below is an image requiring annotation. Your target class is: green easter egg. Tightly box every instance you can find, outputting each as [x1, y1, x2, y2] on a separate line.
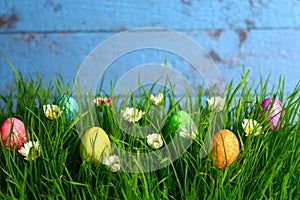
[162, 111, 198, 147]
[80, 127, 111, 165]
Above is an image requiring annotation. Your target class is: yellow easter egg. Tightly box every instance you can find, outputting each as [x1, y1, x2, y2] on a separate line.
[80, 127, 111, 165]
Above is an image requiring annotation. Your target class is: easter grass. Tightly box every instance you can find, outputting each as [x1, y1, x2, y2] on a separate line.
[0, 60, 299, 199]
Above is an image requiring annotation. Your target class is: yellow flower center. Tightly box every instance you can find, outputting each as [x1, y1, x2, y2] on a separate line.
[245, 127, 253, 134]
[48, 111, 59, 119]
[29, 147, 40, 159]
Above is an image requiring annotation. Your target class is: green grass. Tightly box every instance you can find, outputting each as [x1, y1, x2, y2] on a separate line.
[0, 58, 299, 199]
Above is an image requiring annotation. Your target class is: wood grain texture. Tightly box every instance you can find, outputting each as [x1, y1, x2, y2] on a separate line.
[0, 0, 299, 97]
[1, 29, 299, 96]
[1, 0, 300, 32]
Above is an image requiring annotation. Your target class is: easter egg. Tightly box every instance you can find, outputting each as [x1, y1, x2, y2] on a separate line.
[212, 129, 240, 169]
[261, 97, 284, 130]
[54, 94, 79, 122]
[162, 111, 198, 145]
[80, 127, 111, 165]
[0, 117, 30, 150]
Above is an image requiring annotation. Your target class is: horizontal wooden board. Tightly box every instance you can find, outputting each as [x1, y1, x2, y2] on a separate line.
[1, 29, 299, 97]
[1, 0, 300, 33]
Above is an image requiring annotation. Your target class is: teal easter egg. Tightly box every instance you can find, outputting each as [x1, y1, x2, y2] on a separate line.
[54, 94, 79, 122]
[162, 111, 198, 148]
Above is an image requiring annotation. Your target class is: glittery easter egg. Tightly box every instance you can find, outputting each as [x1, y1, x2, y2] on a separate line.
[0, 117, 30, 150]
[212, 129, 240, 170]
[80, 127, 111, 165]
[54, 94, 79, 122]
[261, 97, 284, 130]
[162, 111, 198, 144]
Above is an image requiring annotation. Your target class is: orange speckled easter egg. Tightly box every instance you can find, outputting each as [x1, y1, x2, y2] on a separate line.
[212, 129, 240, 169]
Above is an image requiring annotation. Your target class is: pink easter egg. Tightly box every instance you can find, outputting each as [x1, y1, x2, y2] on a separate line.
[261, 98, 284, 130]
[0, 117, 30, 150]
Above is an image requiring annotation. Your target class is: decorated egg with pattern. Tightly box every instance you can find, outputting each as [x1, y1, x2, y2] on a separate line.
[212, 129, 240, 169]
[0, 117, 30, 150]
[261, 97, 284, 130]
[54, 94, 79, 122]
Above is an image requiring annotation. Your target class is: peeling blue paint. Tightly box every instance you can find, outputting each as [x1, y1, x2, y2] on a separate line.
[0, 0, 299, 97]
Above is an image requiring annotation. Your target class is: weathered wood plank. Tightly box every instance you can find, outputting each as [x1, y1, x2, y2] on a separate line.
[1, 29, 299, 97]
[1, 0, 300, 33]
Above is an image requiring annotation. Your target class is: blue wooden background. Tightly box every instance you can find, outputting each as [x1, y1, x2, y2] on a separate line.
[0, 0, 300, 97]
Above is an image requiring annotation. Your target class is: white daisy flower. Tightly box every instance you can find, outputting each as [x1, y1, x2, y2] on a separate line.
[43, 104, 62, 120]
[103, 155, 121, 172]
[122, 107, 145, 123]
[206, 96, 226, 112]
[93, 97, 113, 107]
[179, 125, 198, 140]
[150, 92, 164, 105]
[242, 119, 263, 136]
[147, 133, 163, 149]
[18, 141, 40, 161]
